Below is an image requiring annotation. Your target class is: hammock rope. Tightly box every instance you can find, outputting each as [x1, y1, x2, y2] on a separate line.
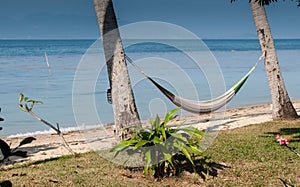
[125, 52, 265, 114]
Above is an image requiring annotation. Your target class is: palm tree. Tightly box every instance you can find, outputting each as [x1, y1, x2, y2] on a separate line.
[93, 0, 141, 139]
[232, 0, 298, 119]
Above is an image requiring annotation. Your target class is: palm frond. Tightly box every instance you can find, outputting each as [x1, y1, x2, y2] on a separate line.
[232, 0, 300, 6]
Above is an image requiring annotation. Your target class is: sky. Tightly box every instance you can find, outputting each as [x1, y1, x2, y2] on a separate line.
[0, 0, 299, 39]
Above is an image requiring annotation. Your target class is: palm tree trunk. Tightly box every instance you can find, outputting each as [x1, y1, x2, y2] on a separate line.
[250, 1, 298, 119]
[94, 0, 141, 139]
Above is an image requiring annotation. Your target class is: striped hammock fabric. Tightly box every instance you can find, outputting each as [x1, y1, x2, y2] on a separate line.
[145, 66, 255, 114]
[125, 55, 261, 114]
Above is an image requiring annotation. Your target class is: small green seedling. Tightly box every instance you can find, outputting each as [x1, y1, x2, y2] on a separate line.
[18, 93, 75, 155]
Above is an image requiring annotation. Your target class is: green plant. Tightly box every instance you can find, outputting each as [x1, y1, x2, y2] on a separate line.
[18, 93, 75, 155]
[111, 108, 205, 178]
[0, 107, 36, 164]
[0, 137, 36, 163]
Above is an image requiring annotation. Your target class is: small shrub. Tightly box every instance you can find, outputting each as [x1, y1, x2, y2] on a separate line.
[0, 137, 36, 163]
[0, 107, 36, 164]
[111, 108, 205, 178]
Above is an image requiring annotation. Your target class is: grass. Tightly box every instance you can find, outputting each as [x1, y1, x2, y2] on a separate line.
[1, 119, 300, 186]
[205, 119, 300, 186]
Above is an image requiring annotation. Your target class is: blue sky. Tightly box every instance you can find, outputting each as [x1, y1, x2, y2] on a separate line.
[0, 0, 299, 39]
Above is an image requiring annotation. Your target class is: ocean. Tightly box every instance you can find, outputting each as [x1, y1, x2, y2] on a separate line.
[0, 39, 299, 136]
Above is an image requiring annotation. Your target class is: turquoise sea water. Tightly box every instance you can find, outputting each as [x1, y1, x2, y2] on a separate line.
[0, 39, 299, 136]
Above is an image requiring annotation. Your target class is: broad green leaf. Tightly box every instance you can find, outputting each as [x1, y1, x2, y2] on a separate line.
[134, 140, 149, 148]
[158, 126, 166, 140]
[166, 127, 175, 134]
[111, 139, 140, 156]
[164, 108, 179, 125]
[110, 140, 138, 156]
[152, 136, 162, 144]
[144, 150, 152, 176]
[153, 115, 160, 129]
[121, 139, 139, 146]
[174, 143, 194, 165]
[18, 137, 36, 147]
[178, 126, 205, 139]
[184, 145, 203, 155]
[170, 133, 188, 143]
[110, 143, 128, 153]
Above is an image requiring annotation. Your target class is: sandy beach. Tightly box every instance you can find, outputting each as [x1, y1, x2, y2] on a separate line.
[2, 101, 300, 164]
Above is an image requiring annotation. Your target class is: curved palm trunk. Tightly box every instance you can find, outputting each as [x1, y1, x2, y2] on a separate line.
[94, 0, 141, 139]
[250, 1, 298, 119]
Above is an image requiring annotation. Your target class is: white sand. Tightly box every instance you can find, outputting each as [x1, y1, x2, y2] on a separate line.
[2, 101, 300, 164]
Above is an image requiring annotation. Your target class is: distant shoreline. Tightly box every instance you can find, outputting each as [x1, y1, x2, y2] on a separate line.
[2, 100, 300, 138]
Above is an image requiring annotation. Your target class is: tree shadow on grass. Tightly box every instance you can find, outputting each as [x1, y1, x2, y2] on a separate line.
[1, 154, 76, 171]
[124, 155, 229, 181]
[28, 155, 74, 165]
[0, 143, 61, 165]
[175, 155, 230, 180]
[265, 127, 300, 143]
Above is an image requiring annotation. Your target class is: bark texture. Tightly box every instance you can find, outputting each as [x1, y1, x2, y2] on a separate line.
[94, 0, 141, 139]
[250, 1, 298, 119]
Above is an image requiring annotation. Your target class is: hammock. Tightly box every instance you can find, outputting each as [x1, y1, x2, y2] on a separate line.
[125, 54, 264, 114]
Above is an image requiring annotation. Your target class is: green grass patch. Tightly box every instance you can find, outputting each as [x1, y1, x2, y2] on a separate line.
[205, 119, 300, 186]
[1, 120, 300, 186]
